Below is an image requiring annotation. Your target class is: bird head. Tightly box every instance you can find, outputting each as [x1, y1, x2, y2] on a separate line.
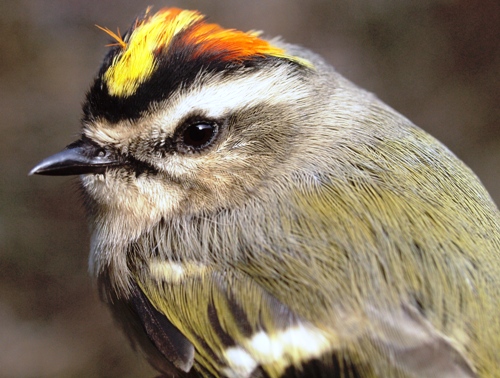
[31, 8, 320, 232]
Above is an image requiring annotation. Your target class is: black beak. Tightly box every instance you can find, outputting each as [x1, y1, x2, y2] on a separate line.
[30, 137, 121, 176]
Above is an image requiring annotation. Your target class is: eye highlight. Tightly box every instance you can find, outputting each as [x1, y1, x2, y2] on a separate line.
[176, 121, 219, 153]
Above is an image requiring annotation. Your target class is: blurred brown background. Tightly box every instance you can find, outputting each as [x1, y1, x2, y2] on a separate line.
[1, 0, 499, 377]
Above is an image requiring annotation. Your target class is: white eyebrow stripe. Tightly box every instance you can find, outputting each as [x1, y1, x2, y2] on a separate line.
[153, 66, 311, 134]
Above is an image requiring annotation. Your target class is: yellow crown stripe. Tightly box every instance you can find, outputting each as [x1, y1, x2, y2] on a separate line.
[101, 8, 312, 98]
[104, 9, 203, 97]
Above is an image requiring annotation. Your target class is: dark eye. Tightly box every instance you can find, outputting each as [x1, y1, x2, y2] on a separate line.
[179, 122, 218, 151]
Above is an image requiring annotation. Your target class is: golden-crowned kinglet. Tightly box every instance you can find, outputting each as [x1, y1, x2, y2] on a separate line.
[31, 7, 500, 378]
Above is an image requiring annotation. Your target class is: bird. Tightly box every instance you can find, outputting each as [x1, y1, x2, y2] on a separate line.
[30, 7, 500, 378]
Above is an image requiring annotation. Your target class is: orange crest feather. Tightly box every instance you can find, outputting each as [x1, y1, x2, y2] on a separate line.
[98, 8, 310, 97]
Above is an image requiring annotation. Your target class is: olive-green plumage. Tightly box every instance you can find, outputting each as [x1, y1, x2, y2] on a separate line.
[31, 7, 500, 378]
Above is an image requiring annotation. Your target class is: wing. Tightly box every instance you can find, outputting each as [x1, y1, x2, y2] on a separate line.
[127, 260, 477, 378]
[99, 274, 196, 377]
[133, 262, 367, 377]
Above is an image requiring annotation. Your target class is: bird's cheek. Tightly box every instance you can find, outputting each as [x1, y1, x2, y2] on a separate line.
[81, 172, 185, 220]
